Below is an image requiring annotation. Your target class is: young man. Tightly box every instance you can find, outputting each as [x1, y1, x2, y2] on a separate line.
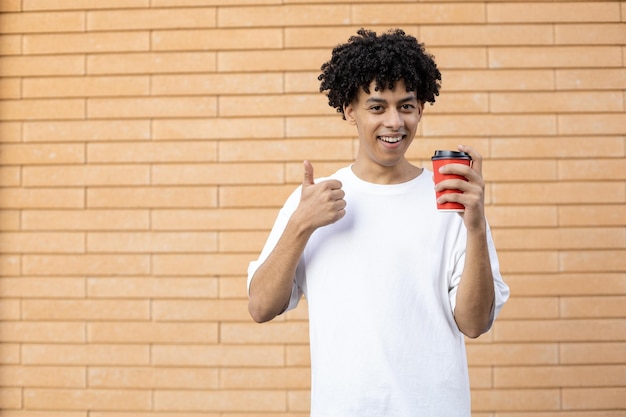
[247, 28, 509, 417]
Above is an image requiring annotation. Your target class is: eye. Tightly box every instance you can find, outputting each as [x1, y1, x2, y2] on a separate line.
[369, 105, 384, 112]
[401, 103, 416, 111]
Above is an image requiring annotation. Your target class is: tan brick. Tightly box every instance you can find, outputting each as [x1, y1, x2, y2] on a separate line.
[492, 182, 623, 205]
[0, 77, 21, 98]
[0, 11, 84, 34]
[443, 69, 556, 91]
[490, 46, 623, 69]
[285, 161, 354, 183]
[87, 277, 218, 299]
[492, 227, 624, 250]
[491, 91, 623, 113]
[495, 364, 626, 388]
[22, 299, 150, 320]
[152, 345, 285, 367]
[219, 138, 353, 163]
[487, 2, 621, 23]
[560, 250, 626, 273]
[497, 297, 559, 320]
[0, 210, 20, 231]
[556, 68, 626, 90]
[155, 389, 286, 412]
[152, 73, 283, 96]
[87, 141, 217, 164]
[0, 366, 86, 388]
[560, 296, 626, 319]
[0, 254, 21, 275]
[0, 143, 85, 164]
[0, 121, 21, 143]
[472, 388, 559, 411]
[24, 32, 149, 54]
[151, 208, 278, 231]
[88, 366, 218, 389]
[88, 322, 217, 344]
[0, 278, 85, 298]
[88, 186, 219, 208]
[484, 159, 557, 181]
[23, 0, 148, 11]
[353, 3, 484, 25]
[87, 52, 216, 75]
[22, 210, 150, 231]
[0, 0, 20, 12]
[286, 116, 357, 138]
[559, 113, 626, 135]
[23, 120, 150, 142]
[494, 319, 626, 342]
[0, 232, 85, 253]
[24, 165, 150, 187]
[218, 185, 293, 209]
[497, 250, 559, 273]
[0, 299, 20, 320]
[560, 342, 626, 365]
[23, 75, 150, 98]
[0, 344, 20, 365]
[0, 188, 85, 209]
[153, 299, 249, 321]
[22, 342, 150, 366]
[429, 47, 488, 69]
[220, 94, 328, 117]
[218, 49, 329, 72]
[22, 254, 151, 276]
[0, 99, 84, 121]
[153, 253, 252, 276]
[221, 367, 310, 389]
[563, 387, 626, 410]
[24, 389, 151, 411]
[153, 118, 283, 140]
[506, 273, 626, 297]
[467, 343, 558, 366]
[559, 158, 626, 180]
[284, 26, 412, 49]
[88, 96, 217, 119]
[87, 231, 218, 253]
[218, 4, 349, 27]
[491, 137, 624, 159]
[0, 322, 85, 343]
[559, 205, 626, 226]
[423, 114, 557, 137]
[0, 166, 21, 186]
[423, 24, 553, 46]
[287, 390, 309, 412]
[426, 92, 488, 114]
[152, 163, 284, 185]
[221, 322, 309, 344]
[218, 276, 248, 299]
[0, 55, 84, 76]
[485, 205, 558, 227]
[153, 28, 281, 51]
[87, 7, 216, 31]
[0, 387, 22, 410]
[556, 23, 626, 45]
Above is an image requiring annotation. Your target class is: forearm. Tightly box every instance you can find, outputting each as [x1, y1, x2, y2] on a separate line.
[248, 215, 314, 323]
[453, 225, 496, 338]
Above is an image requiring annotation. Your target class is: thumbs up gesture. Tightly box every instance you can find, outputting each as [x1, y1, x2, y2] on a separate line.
[295, 160, 346, 231]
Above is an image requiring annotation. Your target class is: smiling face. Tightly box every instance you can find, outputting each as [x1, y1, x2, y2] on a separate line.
[344, 79, 424, 184]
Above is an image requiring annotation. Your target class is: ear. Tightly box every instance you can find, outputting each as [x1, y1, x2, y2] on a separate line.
[343, 103, 357, 125]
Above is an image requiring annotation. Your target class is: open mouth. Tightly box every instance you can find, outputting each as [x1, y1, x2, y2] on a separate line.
[378, 135, 405, 144]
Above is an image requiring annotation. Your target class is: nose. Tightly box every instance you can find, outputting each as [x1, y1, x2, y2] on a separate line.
[385, 108, 404, 130]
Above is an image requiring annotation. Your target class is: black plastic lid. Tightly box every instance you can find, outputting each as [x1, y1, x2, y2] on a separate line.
[431, 150, 472, 160]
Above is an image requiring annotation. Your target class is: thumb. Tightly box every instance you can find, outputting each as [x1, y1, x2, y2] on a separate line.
[303, 160, 315, 186]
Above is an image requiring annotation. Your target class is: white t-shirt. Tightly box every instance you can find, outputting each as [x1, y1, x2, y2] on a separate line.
[248, 166, 509, 417]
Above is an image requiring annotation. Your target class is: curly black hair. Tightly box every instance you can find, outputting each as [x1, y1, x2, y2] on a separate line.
[318, 28, 441, 119]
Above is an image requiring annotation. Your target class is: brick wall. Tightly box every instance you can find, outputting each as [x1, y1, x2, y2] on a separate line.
[0, 0, 624, 415]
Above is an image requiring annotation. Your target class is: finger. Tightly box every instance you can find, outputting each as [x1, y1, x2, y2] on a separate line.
[458, 144, 483, 176]
[303, 160, 315, 186]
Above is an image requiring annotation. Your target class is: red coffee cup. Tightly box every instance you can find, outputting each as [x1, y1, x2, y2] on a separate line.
[432, 150, 472, 211]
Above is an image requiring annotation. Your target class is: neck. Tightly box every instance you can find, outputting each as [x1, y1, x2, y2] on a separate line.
[351, 159, 422, 185]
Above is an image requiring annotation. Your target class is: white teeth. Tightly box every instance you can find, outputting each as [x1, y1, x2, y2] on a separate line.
[379, 136, 402, 143]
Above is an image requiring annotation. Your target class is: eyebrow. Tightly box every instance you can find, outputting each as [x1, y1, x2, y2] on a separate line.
[365, 94, 418, 105]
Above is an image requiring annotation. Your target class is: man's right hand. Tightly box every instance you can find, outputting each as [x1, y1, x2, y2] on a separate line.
[295, 160, 346, 231]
